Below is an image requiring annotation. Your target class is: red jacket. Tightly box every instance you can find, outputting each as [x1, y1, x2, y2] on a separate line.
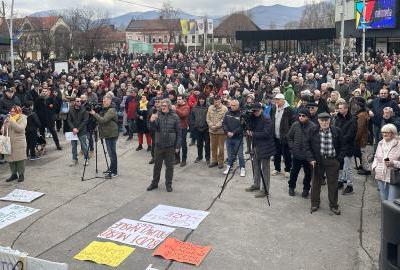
[175, 102, 190, 129]
[126, 97, 138, 120]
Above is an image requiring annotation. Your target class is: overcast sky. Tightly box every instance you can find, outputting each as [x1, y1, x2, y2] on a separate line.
[13, 0, 311, 17]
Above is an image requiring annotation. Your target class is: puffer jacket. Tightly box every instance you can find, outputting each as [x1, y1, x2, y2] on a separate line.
[372, 139, 400, 183]
[222, 109, 243, 139]
[333, 112, 357, 157]
[206, 104, 228, 135]
[93, 106, 118, 139]
[190, 104, 208, 132]
[67, 106, 89, 136]
[249, 114, 275, 159]
[149, 110, 181, 149]
[287, 120, 316, 160]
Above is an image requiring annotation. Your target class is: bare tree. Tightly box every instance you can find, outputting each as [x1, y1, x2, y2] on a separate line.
[268, 22, 277, 30]
[15, 33, 29, 62]
[284, 21, 299, 29]
[298, 1, 334, 28]
[160, 1, 180, 47]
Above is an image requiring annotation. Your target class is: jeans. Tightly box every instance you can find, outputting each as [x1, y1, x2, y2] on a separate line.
[71, 134, 89, 161]
[288, 158, 311, 191]
[274, 138, 291, 172]
[195, 129, 210, 160]
[105, 137, 118, 174]
[178, 128, 188, 161]
[127, 119, 136, 138]
[377, 181, 400, 201]
[339, 156, 353, 186]
[226, 137, 245, 168]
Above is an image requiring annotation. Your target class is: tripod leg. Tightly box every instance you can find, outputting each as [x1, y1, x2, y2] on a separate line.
[100, 138, 111, 178]
[259, 159, 271, 206]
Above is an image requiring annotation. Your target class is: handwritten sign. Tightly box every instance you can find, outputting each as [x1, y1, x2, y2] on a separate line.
[97, 219, 175, 249]
[153, 238, 211, 266]
[145, 264, 160, 270]
[74, 241, 134, 267]
[140, 205, 209, 230]
[0, 189, 45, 203]
[64, 132, 78, 141]
[0, 204, 39, 229]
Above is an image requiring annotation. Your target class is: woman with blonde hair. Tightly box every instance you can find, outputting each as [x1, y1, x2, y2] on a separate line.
[372, 123, 400, 200]
[2, 105, 27, 182]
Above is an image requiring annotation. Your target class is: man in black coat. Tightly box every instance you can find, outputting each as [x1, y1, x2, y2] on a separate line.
[334, 102, 357, 195]
[306, 112, 345, 215]
[0, 88, 21, 116]
[287, 108, 316, 198]
[245, 103, 276, 198]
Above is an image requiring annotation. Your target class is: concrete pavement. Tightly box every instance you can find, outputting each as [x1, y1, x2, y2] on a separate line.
[0, 135, 380, 270]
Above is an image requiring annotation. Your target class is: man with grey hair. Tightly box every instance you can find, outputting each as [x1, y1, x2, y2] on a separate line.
[147, 98, 181, 192]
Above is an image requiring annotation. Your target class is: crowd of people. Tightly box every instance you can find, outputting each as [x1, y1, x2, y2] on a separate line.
[1, 49, 400, 214]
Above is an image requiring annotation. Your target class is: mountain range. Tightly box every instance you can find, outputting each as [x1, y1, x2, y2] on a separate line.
[30, 4, 307, 30]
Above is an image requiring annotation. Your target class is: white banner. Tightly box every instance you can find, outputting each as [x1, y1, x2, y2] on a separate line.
[207, 19, 213, 34]
[64, 132, 78, 141]
[0, 189, 45, 203]
[54, 62, 68, 75]
[97, 219, 175, 249]
[140, 205, 209, 230]
[0, 204, 40, 230]
[196, 19, 205, 35]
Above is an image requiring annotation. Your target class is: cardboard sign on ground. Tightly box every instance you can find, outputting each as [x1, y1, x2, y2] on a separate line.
[0, 204, 39, 230]
[140, 205, 209, 230]
[97, 219, 175, 249]
[74, 241, 134, 267]
[0, 189, 44, 203]
[153, 238, 211, 266]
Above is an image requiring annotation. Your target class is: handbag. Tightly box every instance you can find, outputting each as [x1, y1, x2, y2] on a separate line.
[60, 102, 70, 114]
[389, 168, 400, 185]
[0, 126, 11, 155]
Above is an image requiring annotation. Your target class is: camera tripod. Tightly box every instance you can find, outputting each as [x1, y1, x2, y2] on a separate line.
[217, 133, 270, 206]
[81, 128, 111, 181]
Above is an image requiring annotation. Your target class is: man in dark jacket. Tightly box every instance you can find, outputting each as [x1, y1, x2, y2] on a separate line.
[23, 101, 41, 160]
[147, 98, 181, 192]
[287, 108, 316, 198]
[222, 99, 245, 177]
[306, 112, 345, 215]
[90, 95, 119, 177]
[0, 88, 21, 116]
[334, 102, 357, 195]
[190, 94, 210, 164]
[175, 95, 190, 167]
[245, 103, 276, 198]
[67, 97, 89, 166]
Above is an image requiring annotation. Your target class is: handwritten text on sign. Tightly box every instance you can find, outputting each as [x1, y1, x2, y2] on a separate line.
[0, 189, 45, 203]
[140, 205, 209, 230]
[153, 238, 211, 266]
[0, 204, 39, 230]
[97, 219, 175, 249]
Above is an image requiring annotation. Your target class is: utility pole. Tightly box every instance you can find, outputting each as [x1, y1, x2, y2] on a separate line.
[362, 0, 366, 63]
[339, 0, 346, 76]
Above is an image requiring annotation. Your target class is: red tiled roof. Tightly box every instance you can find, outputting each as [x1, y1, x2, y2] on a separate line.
[126, 19, 181, 32]
[26, 16, 59, 30]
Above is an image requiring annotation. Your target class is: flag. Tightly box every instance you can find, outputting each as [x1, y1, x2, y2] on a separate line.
[180, 19, 189, 35]
[189, 20, 196, 34]
[196, 19, 205, 35]
[207, 19, 213, 34]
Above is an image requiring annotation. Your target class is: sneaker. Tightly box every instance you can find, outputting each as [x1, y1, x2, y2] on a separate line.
[69, 160, 78, 167]
[29, 155, 41, 161]
[330, 207, 341, 215]
[136, 145, 143, 151]
[245, 185, 259, 192]
[271, 170, 280, 176]
[240, 168, 246, 177]
[289, 188, 295, 196]
[337, 181, 344, 189]
[255, 191, 268, 198]
[223, 165, 231, 175]
[302, 190, 309, 198]
[111, 173, 119, 178]
[342, 186, 353, 195]
[147, 183, 158, 191]
[357, 169, 371, 175]
[284, 171, 290, 178]
[194, 157, 202, 163]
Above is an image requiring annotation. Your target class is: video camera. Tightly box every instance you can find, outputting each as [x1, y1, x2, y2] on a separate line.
[240, 104, 258, 130]
[85, 101, 103, 113]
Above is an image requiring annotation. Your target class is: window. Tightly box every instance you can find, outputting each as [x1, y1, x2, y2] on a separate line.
[185, 35, 188, 43]
[192, 35, 195, 43]
[164, 35, 168, 42]
[152, 38, 156, 43]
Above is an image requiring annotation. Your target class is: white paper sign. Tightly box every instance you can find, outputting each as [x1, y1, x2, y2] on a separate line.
[54, 62, 68, 75]
[140, 205, 209, 230]
[0, 204, 40, 230]
[0, 189, 45, 203]
[27, 257, 68, 270]
[64, 132, 78, 141]
[97, 219, 175, 249]
[145, 264, 159, 270]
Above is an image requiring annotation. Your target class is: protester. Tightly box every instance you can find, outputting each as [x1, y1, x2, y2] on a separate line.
[23, 101, 41, 160]
[175, 94, 190, 167]
[190, 94, 210, 164]
[136, 95, 152, 151]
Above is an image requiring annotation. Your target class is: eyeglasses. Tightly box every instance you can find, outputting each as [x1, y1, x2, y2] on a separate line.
[299, 114, 307, 118]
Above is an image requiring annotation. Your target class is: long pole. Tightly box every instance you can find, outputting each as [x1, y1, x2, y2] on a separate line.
[362, 0, 366, 62]
[9, 0, 14, 72]
[339, 0, 345, 76]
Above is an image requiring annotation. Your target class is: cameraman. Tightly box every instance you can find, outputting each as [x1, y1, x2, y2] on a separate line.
[67, 97, 89, 166]
[245, 103, 276, 198]
[89, 95, 119, 177]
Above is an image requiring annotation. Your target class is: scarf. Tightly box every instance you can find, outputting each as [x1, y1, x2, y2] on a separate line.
[10, 113, 21, 122]
[139, 99, 148, 111]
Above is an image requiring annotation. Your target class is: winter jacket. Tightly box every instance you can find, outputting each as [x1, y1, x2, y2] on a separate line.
[190, 104, 208, 132]
[4, 115, 27, 162]
[355, 111, 370, 148]
[287, 120, 316, 160]
[206, 104, 228, 135]
[175, 102, 190, 129]
[222, 110, 243, 139]
[283, 85, 295, 107]
[372, 139, 400, 183]
[305, 125, 345, 162]
[125, 96, 138, 120]
[248, 115, 275, 159]
[25, 109, 41, 133]
[270, 102, 294, 142]
[149, 110, 181, 149]
[371, 97, 400, 125]
[67, 106, 89, 136]
[92, 106, 119, 139]
[333, 112, 357, 157]
[0, 95, 21, 115]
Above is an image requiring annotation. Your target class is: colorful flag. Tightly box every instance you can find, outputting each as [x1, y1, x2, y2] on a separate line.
[207, 19, 213, 34]
[196, 19, 205, 35]
[189, 20, 196, 34]
[180, 19, 189, 35]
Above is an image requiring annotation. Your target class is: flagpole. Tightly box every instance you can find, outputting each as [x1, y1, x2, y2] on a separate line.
[203, 18, 206, 53]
